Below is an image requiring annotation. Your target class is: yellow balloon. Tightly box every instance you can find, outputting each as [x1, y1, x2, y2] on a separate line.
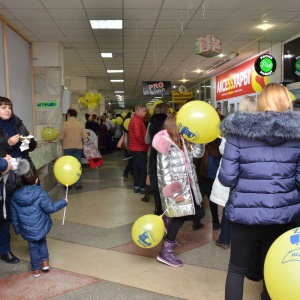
[94, 93, 102, 102]
[54, 156, 82, 186]
[131, 214, 164, 248]
[264, 228, 300, 300]
[176, 100, 220, 144]
[121, 112, 127, 118]
[41, 126, 58, 141]
[169, 107, 174, 113]
[149, 107, 154, 115]
[110, 119, 116, 126]
[85, 92, 94, 102]
[288, 91, 296, 101]
[154, 99, 163, 107]
[115, 116, 123, 125]
[88, 102, 97, 110]
[78, 97, 88, 106]
[123, 118, 131, 131]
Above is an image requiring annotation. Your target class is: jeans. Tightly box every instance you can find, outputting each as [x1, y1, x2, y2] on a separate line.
[0, 221, 11, 253]
[28, 236, 49, 271]
[63, 148, 82, 187]
[218, 208, 230, 245]
[131, 151, 147, 190]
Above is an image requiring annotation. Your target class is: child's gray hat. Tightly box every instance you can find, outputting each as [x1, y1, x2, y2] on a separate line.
[14, 158, 30, 176]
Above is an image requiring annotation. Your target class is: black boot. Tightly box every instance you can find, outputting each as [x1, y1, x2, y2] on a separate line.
[192, 219, 204, 231]
[141, 185, 150, 202]
[1, 251, 20, 264]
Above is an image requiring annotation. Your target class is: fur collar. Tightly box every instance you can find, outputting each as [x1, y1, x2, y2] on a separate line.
[220, 110, 300, 144]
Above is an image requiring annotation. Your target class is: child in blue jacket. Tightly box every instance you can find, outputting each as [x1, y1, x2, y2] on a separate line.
[10, 159, 68, 278]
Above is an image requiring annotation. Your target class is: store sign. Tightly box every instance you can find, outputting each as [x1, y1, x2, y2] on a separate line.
[294, 56, 300, 76]
[142, 81, 171, 96]
[172, 92, 193, 103]
[254, 54, 276, 76]
[216, 54, 270, 101]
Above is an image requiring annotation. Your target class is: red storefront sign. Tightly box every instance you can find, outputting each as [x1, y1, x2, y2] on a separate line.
[216, 55, 270, 101]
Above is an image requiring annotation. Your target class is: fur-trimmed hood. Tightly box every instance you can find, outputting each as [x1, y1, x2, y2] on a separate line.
[220, 110, 300, 145]
[152, 129, 173, 155]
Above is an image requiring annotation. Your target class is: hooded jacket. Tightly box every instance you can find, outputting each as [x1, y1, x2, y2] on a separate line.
[152, 129, 204, 217]
[218, 110, 300, 225]
[11, 185, 67, 241]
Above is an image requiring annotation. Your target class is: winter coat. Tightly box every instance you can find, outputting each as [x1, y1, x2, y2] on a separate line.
[128, 113, 149, 152]
[199, 139, 222, 179]
[0, 115, 37, 159]
[152, 129, 204, 217]
[210, 138, 230, 207]
[58, 116, 88, 150]
[148, 113, 168, 191]
[218, 110, 300, 225]
[11, 185, 67, 241]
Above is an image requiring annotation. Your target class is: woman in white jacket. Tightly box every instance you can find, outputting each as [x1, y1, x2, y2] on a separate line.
[210, 95, 257, 249]
[152, 112, 205, 267]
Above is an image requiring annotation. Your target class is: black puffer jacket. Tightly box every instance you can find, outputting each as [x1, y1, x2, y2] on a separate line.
[0, 114, 36, 222]
[148, 113, 167, 191]
[0, 114, 36, 159]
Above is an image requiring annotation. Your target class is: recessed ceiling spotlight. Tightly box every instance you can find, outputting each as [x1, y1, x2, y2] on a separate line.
[257, 23, 273, 30]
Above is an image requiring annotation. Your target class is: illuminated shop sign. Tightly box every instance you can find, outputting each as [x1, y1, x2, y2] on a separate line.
[254, 54, 277, 76]
[216, 54, 270, 101]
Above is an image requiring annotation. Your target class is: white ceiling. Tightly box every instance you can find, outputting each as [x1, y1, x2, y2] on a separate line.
[1, 0, 300, 108]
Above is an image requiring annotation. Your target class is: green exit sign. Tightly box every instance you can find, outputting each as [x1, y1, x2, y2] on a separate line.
[37, 101, 57, 108]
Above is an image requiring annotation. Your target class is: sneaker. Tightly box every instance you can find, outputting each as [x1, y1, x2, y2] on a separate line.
[41, 260, 49, 271]
[215, 239, 229, 249]
[33, 270, 41, 278]
[134, 187, 140, 193]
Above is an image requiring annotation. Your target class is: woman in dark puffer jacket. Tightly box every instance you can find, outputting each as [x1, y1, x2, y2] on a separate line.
[219, 83, 300, 300]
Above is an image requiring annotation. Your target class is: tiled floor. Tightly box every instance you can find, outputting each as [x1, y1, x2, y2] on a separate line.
[0, 150, 262, 299]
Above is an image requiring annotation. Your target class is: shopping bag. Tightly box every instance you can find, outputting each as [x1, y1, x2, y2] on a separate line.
[83, 139, 103, 168]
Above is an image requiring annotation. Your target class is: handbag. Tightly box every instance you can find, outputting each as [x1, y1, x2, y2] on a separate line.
[83, 138, 103, 168]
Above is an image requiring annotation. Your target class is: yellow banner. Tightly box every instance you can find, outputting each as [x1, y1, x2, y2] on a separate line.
[172, 92, 193, 103]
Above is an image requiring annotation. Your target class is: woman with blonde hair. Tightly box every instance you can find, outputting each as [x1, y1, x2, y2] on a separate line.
[218, 83, 300, 300]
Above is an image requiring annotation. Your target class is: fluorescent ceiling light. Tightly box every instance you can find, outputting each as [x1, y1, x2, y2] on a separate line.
[111, 79, 124, 82]
[101, 53, 112, 58]
[115, 91, 124, 93]
[108, 70, 123, 73]
[90, 20, 123, 29]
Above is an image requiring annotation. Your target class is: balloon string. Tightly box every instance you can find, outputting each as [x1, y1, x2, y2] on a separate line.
[62, 186, 68, 225]
[161, 200, 176, 217]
